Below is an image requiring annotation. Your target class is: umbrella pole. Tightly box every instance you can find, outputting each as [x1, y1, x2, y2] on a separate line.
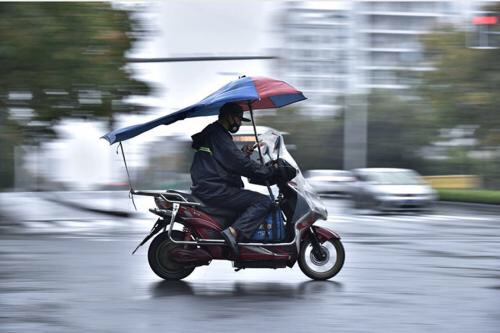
[248, 103, 265, 166]
[117, 142, 137, 211]
[248, 103, 278, 242]
[248, 103, 275, 202]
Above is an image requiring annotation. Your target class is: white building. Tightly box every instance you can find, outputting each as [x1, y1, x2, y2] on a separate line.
[277, 1, 356, 115]
[277, 0, 468, 111]
[353, 0, 457, 91]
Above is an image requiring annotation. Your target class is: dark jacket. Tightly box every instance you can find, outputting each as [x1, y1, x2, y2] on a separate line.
[190, 121, 274, 199]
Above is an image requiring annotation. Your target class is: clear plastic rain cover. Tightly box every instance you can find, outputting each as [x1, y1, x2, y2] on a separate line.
[256, 128, 328, 224]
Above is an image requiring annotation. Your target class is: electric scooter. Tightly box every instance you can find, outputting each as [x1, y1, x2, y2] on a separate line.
[131, 129, 345, 281]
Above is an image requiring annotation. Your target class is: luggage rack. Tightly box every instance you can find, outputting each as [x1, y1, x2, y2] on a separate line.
[130, 189, 202, 207]
[131, 189, 308, 251]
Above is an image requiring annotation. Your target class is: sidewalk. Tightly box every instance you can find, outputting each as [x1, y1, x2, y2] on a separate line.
[0, 191, 149, 225]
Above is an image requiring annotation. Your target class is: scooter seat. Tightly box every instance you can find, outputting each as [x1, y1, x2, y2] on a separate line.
[166, 190, 204, 205]
[168, 190, 238, 228]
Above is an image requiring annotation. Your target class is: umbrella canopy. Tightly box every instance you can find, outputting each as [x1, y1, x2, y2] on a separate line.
[102, 76, 306, 145]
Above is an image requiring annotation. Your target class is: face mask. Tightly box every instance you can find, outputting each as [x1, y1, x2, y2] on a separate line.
[228, 115, 241, 133]
[228, 121, 240, 133]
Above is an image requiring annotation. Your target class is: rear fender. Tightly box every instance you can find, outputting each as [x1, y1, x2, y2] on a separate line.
[131, 218, 169, 255]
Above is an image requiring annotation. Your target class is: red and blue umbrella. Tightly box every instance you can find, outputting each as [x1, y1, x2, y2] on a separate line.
[102, 76, 306, 145]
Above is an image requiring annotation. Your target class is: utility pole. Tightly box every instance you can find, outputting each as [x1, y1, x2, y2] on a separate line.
[343, 94, 367, 170]
[126, 55, 278, 63]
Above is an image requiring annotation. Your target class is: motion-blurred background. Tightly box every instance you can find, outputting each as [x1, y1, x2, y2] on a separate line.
[2, 3, 500, 333]
[2, 1, 500, 206]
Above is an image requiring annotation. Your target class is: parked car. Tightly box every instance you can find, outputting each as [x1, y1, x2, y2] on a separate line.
[350, 168, 437, 212]
[303, 169, 355, 195]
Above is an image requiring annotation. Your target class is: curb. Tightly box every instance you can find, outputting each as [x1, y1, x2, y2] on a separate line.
[436, 200, 500, 213]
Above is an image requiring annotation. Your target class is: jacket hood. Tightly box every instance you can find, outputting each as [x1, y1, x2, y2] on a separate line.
[192, 122, 226, 150]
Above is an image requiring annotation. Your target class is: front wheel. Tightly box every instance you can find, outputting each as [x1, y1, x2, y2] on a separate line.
[298, 237, 345, 280]
[148, 231, 195, 281]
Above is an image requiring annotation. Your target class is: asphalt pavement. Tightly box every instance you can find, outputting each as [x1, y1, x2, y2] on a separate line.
[1, 195, 500, 333]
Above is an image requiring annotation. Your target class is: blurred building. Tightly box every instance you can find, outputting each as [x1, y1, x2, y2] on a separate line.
[277, 0, 472, 112]
[134, 134, 193, 190]
[354, 0, 456, 91]
[277, 1, 356, 116]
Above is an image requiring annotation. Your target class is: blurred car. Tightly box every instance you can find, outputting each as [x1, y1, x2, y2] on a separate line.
[303, 169, 355, 195]
[350, 168, 437, 212]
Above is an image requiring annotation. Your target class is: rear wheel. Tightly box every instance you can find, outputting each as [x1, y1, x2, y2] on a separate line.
[148, 231, 195, 281]
[298, 238, 345, 280]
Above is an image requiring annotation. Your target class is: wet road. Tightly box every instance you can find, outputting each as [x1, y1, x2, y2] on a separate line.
[1, 198, 500, 333]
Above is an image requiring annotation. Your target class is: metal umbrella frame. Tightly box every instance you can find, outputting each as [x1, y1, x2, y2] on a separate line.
[102, 76, 306, 203]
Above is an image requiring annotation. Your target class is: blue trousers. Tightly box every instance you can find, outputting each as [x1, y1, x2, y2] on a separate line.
[200, 188, 272, 240]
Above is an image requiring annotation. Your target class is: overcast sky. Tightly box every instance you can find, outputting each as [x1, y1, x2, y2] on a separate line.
[130, 0, 280, 113]
[45, 0, 281, 188]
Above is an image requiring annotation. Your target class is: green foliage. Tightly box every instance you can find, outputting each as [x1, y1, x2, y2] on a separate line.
[413, 3, 500, 187]
[0, 3, 151, 188]
[419, 12, 500, 146]
[0, 3, 150, 137]
[437, 189, 500, 205]
[257, 90, 435, 173]
[258, 107, 344, 171]
[365, 91, 434, 172]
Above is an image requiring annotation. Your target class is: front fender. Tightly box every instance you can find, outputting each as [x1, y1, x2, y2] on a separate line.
[308, 225, 341, 242]
[296, 225, 341, 255]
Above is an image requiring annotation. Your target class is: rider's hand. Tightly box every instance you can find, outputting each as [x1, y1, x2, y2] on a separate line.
[242, 141, 264, 157]
[241, 143, 255, 157]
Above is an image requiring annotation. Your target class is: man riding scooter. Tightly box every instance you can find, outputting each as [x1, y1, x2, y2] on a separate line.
[104, 76, 344, 281]
[190, 102, 276, 257]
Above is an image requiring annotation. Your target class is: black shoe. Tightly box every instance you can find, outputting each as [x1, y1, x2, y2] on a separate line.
[221, 228, 239, 258]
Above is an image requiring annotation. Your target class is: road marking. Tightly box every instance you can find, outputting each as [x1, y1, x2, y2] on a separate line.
[10, 212, 497, 238]
[327, 213, 493, 224]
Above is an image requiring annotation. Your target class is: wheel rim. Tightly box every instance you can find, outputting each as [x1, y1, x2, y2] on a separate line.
[304, 241, 337, 273]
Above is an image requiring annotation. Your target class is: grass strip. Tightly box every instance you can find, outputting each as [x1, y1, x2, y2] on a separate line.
[437, 189, 500, 205]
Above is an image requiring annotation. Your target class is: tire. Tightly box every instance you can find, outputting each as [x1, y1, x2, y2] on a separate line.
[148, 231, 195, 281]
[298, 237, 345, 281]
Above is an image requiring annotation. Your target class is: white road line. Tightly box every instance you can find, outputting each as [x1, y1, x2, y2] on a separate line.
[425, 214, 459, 221]
[451, 215, 494, 221]
[328, 214, 494, 224]
[21, 221, 53, 229]
[15, 212, 496, 236]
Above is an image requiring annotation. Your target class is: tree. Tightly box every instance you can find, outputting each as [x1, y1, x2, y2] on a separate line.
[257, 92, 433, 173]
[415, 3, 500, 186]
[365, 91, 435, 172]
[0, 3, 151, 189]
[258, 107, 344, 171]
[419, 9, 500, 147]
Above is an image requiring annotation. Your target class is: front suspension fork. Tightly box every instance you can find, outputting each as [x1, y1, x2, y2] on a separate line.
[308, 227, 327, 260]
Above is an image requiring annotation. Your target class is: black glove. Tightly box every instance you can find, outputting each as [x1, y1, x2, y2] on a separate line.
[273, 158, 297, 183]
[248, 158, 296, 186]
